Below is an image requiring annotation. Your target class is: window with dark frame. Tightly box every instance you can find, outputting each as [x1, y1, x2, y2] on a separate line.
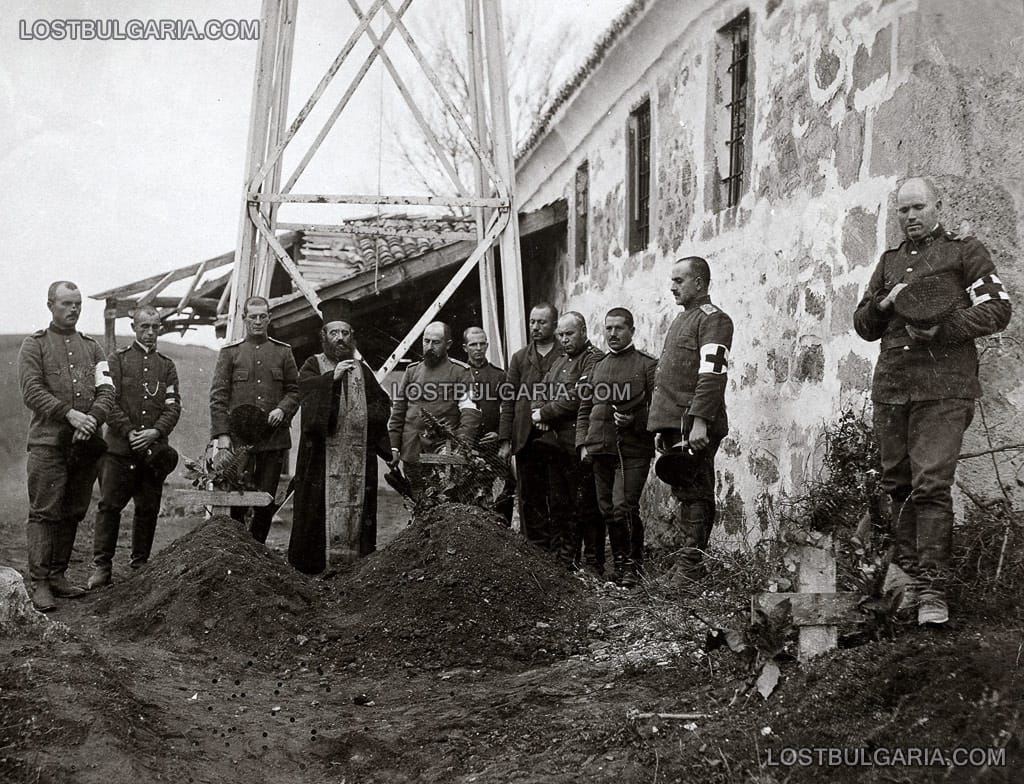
[722, 11, 749, 208]
[575, 160, 589, 267]
[627, 99, 651, 253]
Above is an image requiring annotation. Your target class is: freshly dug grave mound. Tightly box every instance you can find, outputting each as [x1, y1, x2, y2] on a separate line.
[321, 504, 593, 670]
[91, 515, 314, 652]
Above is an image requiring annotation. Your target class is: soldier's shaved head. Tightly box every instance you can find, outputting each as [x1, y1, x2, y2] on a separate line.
[899, 176, 939, 202]
[422, 321, 451, 365]
[425, 321, 451, 342]
[47, 280, 79, 304]
[131, 305, 161, 323]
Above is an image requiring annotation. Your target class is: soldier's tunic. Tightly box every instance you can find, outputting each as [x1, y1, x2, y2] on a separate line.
[209, 334, 300, 542]
[533, 342, 604, 566]
[18, 325, 115, 584]
[94, 342, 182, 568]
[467, 360, 515, 523]
[388, 356, 481, 498]
[649, 294, 734, 571]
[289, 355, 391, 574]
[388, 357, 481, 460]
[854, 225, 1012, 580]
[467, 360, 505, 439]
[577, 344, 658, 573]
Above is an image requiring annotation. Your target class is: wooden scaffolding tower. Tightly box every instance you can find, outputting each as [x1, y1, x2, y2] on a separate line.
[228, 0, 525, 375]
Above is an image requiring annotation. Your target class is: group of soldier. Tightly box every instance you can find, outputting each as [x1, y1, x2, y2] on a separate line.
[17, 177, 1012, 627]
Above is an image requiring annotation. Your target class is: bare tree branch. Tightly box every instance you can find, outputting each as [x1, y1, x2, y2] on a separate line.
[386, 7, 574, 199]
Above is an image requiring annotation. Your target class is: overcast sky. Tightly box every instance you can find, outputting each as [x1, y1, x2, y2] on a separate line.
[1, 0, 630, 345]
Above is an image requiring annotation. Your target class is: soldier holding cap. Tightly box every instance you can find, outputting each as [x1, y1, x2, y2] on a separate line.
[649, 256, 733, 582]
[209, 295, 300, 543]
[19, 281, 115, 611]
[88, 305, 182, 589]
[577, 308, 658, 586]
[854, 176, 1012, 626]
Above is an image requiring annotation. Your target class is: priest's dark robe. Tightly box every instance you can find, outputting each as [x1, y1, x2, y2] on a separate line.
[288, 354, 391, 574]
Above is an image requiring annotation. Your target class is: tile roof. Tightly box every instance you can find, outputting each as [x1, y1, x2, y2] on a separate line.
[296, 213, 473, 286]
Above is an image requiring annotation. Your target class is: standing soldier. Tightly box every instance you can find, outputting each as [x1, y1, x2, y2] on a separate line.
[388, 321, 481, 496]
[854, 177, 1012, 626]
[532, 312, 604, 570]
[463, 326, 514, 522]
[498, 303, 560, 546]
[87, 305, 181, 589]
[209, 296, 300, 543]
[19, 281, 115, 611]
[649, 256, 734, 582]
[577, 308, 658, 586]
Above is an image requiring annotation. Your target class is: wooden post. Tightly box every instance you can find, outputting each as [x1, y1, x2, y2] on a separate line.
[796, 534, 837, 660]
[480, 0, 526, 356]
[104, 298, 118, 354]
[230, 0, 282, 340]
[466, 0, 504, 366]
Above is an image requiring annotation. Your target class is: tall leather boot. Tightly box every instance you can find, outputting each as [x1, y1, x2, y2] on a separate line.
[131, 515, 158, 567]
[27, 516, 57, 611]
[49, 519, 86, 598]
[915, 509, 953, 626]
[678, 501, 710, 581]
[890, 495, 918, 573]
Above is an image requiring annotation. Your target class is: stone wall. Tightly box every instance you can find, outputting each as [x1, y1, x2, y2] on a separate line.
[516, 0, 1023, 548]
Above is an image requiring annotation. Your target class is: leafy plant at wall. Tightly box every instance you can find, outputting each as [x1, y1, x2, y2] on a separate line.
[779, 407, 883, 536]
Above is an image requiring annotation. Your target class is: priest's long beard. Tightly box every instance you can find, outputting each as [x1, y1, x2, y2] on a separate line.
[323, 340, 355, 363]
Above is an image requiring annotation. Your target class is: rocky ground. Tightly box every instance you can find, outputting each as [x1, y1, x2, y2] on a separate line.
[1, 490, 1022, 783]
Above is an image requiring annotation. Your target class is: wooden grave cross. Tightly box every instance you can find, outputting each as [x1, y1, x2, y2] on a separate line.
[752, 535, 863, 661]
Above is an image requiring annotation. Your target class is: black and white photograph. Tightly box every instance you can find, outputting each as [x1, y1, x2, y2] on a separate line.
[1, 0, 1021, 781]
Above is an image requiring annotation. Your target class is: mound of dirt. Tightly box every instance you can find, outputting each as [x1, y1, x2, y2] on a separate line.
[320, 504, 593, 670]
[91, 515, 315, 652]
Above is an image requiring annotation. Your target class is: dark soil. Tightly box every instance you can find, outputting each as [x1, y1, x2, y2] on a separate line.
[1, 499, 1022, 783]
[320, 503, 591, 670]
[90, 515, 316, 652]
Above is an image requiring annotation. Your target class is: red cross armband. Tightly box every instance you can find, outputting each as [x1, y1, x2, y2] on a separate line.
[967, 274, 1011, 307]
[93, 361, 112, 388]
[699, 344, 730, 375]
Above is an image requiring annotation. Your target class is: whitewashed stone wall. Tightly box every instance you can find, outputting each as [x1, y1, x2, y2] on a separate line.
[515, 0, 1023, 548]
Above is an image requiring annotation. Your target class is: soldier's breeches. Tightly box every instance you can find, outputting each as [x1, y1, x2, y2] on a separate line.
[516, 442, 551, 550]
[874, 398, 974, 577]
[592, 455, 650, 565]
[94, 453, 164, 567]
[240, 450, 285, 543]
[27, 445, 97, 580]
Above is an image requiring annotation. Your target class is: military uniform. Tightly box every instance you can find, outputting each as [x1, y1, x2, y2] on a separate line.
[649, 294, 734, 575]
[467, 361, 505, 438]
[18, 325, 115, 597]
[388, 356, 480, 499]
[467, 360, 515, 523]
[93, 342, 181, 572]
[533, 342, 604, 567]
[499, 342, 560, 548]
[209, 334, 300, 542]
[854, 225, 1011, 585]
[577, 344, 658, 580]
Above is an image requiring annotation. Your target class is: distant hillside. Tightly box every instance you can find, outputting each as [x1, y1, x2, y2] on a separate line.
[0, 335, 218, 472]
